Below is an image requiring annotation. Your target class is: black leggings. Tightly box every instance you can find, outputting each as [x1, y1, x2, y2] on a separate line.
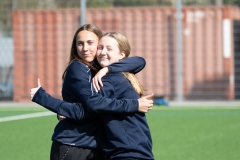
[50, 141, 104, 160]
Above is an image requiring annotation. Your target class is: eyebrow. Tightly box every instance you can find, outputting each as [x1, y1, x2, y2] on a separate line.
[106, 45, 113, 48]
[77, 40, 95, 42]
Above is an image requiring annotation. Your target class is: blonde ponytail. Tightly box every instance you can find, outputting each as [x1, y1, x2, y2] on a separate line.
[122, 72, 145, 96]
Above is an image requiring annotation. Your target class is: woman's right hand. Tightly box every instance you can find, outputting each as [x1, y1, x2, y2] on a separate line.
[30, 78, 41, 100]
[137, 93, 154, 113]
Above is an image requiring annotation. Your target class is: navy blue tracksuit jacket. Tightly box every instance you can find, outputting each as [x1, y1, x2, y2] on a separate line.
[32, 57, 154, 159]
[96, 72, 154, 160]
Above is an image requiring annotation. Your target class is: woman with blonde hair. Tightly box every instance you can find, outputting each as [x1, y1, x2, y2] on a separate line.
[94, 32, 154, 159]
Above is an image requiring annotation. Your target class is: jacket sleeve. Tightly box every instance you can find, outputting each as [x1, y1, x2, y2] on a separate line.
[85, 76, 138, 113]
[108, 56, 145, 74]
[66, 62, 139, 113]
[32, 61, 138, 120]
[32, 87, 88, 120]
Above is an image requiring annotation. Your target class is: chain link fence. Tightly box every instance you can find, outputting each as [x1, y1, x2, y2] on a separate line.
[0, 0, 240, 101]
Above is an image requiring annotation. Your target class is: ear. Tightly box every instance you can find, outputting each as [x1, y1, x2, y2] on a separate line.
[119, 51, 126, 60]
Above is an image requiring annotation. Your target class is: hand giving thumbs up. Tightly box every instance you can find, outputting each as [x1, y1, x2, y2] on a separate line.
[30, 78, 41, 100]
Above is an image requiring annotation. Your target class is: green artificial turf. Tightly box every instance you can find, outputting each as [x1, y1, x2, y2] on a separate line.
[147, 107, 240, 160]
[0, 106, 240, 160]
[0, 115, 57, 160]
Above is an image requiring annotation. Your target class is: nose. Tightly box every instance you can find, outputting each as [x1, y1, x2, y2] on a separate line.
[100, 48, 107, 55]
[83, 43, 89, 51]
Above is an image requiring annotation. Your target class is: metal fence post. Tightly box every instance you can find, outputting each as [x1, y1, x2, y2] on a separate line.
[176, 0, 183, 102]
[80, 0, 86, 26]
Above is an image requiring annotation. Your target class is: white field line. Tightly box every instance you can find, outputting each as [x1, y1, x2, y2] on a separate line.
[0, 111, 55, 122]
[153, 106, 240, 110]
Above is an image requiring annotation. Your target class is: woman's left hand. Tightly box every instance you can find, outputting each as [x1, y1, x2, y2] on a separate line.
[137, 93, 154, 113]
[58, 114, 66, 121]
[92, 67, 109, 91]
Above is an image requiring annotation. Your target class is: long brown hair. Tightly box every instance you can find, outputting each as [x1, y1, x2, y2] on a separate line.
[62, 24, 102, 81]
[101, 32, 145, 96]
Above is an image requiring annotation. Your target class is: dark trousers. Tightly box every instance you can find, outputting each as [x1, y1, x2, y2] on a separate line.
[50, 141, 104, 160]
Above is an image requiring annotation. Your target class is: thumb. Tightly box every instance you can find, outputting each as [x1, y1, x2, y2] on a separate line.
[37, 78, 41, 88]
[145, 93, 154, 99]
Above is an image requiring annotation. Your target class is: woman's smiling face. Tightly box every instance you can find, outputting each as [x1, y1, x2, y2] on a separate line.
[96, 36, 125, 67]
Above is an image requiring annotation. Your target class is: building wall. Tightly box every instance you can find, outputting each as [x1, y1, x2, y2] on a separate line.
[12, 6, 240, 101]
